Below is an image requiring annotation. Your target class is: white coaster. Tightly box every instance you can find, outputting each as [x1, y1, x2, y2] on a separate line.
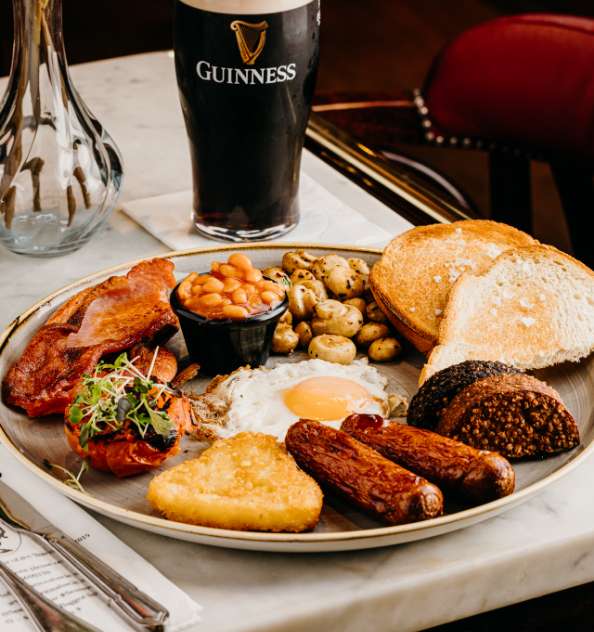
[122, 172, 393, 250]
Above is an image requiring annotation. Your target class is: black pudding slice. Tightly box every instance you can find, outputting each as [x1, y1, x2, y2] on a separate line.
[408, 360, 521, 430]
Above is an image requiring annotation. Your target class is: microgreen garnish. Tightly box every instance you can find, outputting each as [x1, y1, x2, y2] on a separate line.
[43, 459, 88, 493]
[68, 349, 175, 450]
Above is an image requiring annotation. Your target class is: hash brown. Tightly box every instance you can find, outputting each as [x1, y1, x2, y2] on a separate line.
[147, 432, 323, 532]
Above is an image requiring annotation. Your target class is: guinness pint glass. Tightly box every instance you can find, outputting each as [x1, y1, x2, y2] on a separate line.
[174, 0, 320, 241]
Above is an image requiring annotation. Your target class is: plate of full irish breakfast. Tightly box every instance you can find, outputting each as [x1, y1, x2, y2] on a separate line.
[1, 220, 593, 552]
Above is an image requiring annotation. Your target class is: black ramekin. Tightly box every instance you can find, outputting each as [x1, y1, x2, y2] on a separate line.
[171, 282, 288, 376]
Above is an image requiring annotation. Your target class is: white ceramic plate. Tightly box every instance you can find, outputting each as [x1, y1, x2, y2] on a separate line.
[1, 244, 593, 553]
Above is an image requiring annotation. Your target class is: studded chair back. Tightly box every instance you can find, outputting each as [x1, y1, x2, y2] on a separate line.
[417, 13, 594, 267]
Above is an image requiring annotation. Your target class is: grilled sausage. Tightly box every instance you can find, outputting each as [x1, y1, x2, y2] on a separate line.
[341, 414, 515, 503]
[285, 420, 443, 525]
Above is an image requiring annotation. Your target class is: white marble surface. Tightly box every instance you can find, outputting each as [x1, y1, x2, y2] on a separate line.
[2, 52, 594, 631]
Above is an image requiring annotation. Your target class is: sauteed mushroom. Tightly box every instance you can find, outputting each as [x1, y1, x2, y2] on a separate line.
[311, 299, 363, 338]
[282, 250, 318, 274]
[262, 266, 290, 287]
[312, 255, 368, 300]
[272, 323, 299, 354]
[356, 322, 390, 348]
[343, 297, 366, 315]
[295, 321, 313, 348]
[288, 280, 327, 321]
[290, 269, 316, 284]
[366, 301, 388, 323]
[368, 337, 402, 362]
[308, 334, 357, 365]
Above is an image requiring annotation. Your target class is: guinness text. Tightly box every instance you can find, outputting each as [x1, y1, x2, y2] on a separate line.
[196, 60, 297, 84]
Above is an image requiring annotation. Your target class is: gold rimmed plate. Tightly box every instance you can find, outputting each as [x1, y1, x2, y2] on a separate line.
[1, 244, 593, 553]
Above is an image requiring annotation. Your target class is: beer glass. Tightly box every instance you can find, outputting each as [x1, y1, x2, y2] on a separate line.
[174, 0, 321, 242]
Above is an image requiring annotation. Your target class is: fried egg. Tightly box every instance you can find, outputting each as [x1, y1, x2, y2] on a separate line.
[193, 359, 389, 440]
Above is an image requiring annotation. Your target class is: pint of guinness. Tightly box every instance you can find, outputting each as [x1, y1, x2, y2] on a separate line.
[174, 0, 321, 241]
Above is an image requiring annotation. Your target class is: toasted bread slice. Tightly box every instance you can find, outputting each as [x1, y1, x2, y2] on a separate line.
[421, 245, 594, 382]
[370, 220, 536, 352]
[147, 432, 323, 532]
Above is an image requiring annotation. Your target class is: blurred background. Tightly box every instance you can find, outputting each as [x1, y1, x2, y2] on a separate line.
[318, 1, 591, 94]
[0, 0, 591, 250]
[1, 1, 591, 90]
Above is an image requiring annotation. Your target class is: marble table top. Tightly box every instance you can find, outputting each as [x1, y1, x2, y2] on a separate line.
[2, 52, 594, 632]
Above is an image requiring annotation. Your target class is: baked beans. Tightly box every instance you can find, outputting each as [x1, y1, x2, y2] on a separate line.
[177, 254, 286, 320]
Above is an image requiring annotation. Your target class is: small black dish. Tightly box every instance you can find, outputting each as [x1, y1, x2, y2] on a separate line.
[171, 282, 288, 376]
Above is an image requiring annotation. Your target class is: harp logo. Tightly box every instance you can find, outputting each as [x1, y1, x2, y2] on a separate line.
[230, 20, 269, 65]
[195, 19, 297, 85]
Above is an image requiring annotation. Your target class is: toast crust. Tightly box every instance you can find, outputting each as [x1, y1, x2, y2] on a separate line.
[370, 220, 536, 352]
[371, 282, 434, 353]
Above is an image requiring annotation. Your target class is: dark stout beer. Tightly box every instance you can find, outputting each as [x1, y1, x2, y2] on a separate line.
[174, 0, 320, 241]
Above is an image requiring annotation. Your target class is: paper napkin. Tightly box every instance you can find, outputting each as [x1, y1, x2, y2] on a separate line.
[122, 172, 393, 251]
[0, 445, 202, 631]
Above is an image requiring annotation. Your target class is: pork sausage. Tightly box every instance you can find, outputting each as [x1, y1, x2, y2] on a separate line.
[285, 419, 443, 525]
[341, 414, 515, 503]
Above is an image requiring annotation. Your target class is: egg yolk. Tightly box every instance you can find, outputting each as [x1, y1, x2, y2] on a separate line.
[283, 377, 373, 421]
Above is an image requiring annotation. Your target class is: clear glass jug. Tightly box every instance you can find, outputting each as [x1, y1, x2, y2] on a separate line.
[0, 0, 123, 256]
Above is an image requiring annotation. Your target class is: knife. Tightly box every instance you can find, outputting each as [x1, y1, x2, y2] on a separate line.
[0, 479, 169, 631]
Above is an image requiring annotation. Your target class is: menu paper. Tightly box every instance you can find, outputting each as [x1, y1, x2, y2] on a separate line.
[0, 445, 202, 631]
[122, 172, 400, 251]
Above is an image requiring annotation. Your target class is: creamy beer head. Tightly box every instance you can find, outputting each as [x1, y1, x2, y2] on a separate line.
[174, 0, 320, 241]
[178, 0, 312, 15]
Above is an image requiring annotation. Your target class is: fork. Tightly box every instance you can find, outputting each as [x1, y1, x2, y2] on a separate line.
[0, 558, 100, 632]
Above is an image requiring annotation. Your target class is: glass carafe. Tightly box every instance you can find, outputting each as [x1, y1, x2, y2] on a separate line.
[0, 0, 123, 256]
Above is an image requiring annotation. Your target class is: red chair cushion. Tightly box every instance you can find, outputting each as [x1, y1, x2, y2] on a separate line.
[423, 14, 594, 161]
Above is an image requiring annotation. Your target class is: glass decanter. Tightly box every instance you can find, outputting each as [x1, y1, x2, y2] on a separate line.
[0, 0, 123, 256]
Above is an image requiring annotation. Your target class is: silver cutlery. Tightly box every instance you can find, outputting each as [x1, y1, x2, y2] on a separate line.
[0, 557, 101, 632]
[0, 480, 169, 631]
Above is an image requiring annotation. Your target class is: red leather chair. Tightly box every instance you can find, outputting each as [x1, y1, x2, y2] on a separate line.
[314, 14, 594, 268]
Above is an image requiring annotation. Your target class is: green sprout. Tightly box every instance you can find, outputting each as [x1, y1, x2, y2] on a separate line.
[67, 350, 175, 450]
